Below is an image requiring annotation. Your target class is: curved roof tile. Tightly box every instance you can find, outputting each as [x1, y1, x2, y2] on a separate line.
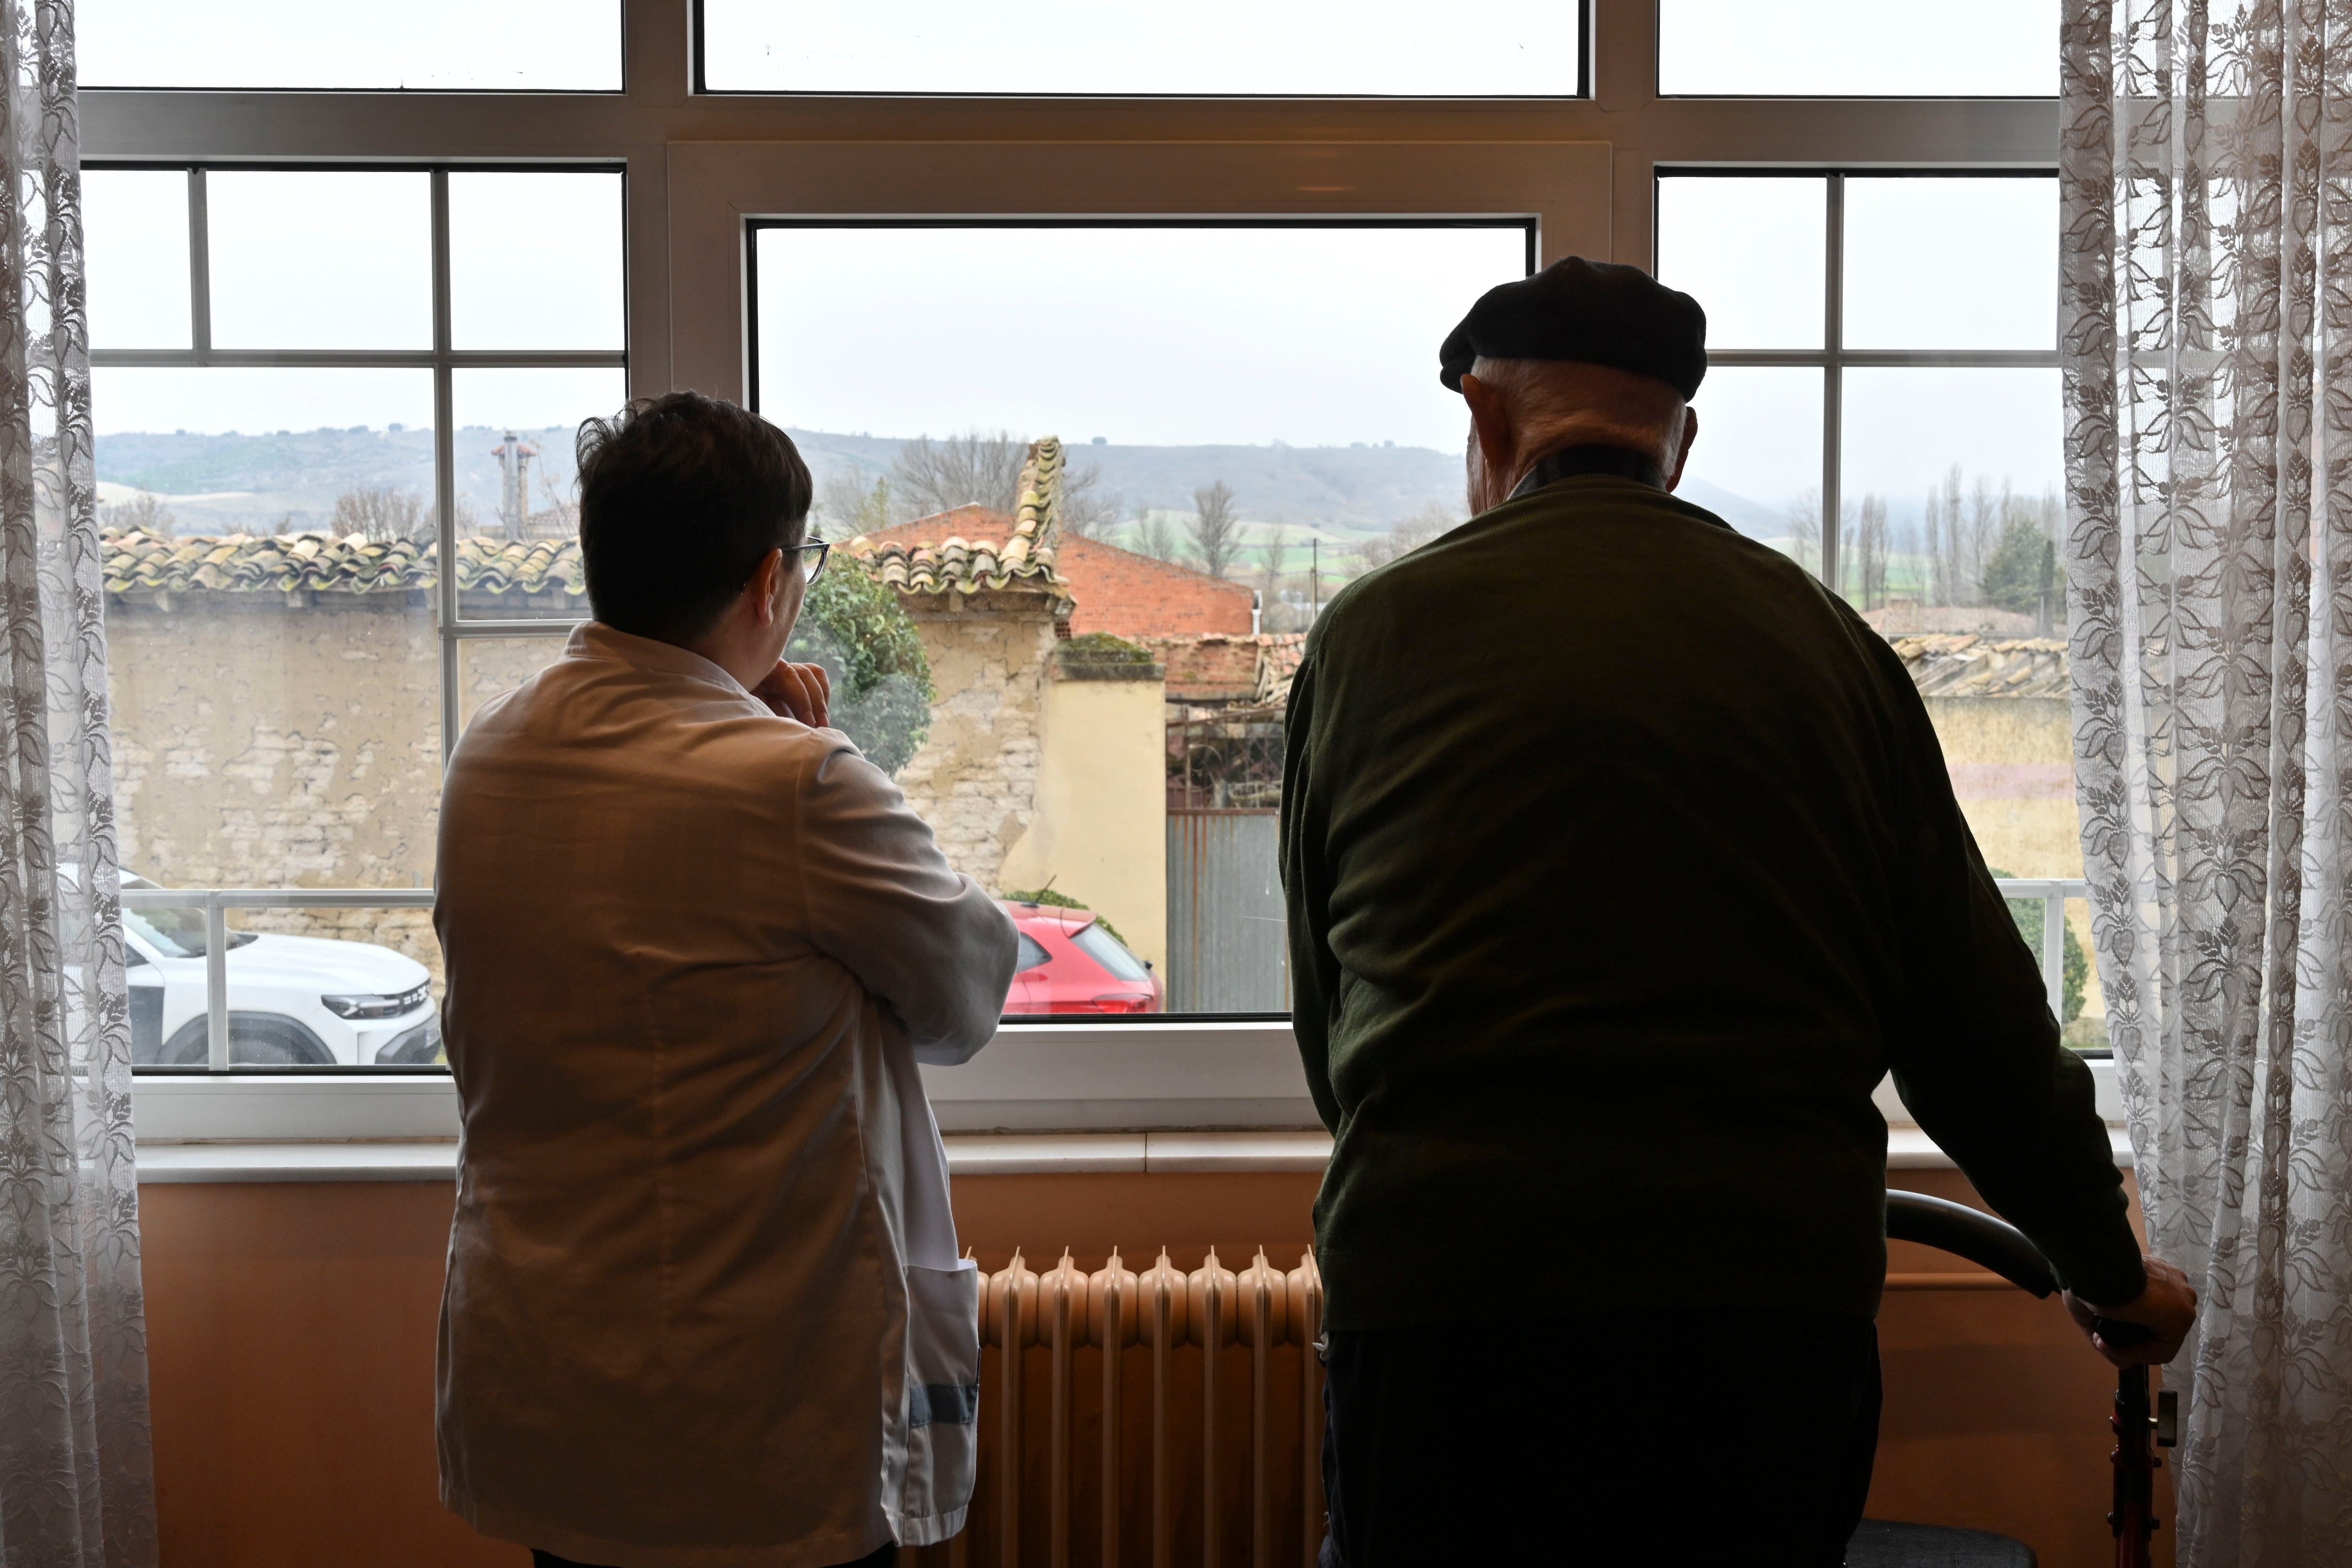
[846, 436, 1071, 604]
[103, 528, 593, 600]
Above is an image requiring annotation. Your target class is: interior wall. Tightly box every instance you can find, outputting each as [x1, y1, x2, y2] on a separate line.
[139, 1167, 2166, 1568]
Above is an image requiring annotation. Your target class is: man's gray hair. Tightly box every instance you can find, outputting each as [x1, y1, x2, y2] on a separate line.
[1470, 356, 1691, 473]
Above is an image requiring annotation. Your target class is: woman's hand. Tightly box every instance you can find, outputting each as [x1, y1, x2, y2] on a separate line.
[753, 660, 831, 728]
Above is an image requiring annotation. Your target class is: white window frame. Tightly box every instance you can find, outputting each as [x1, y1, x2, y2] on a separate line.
[91, 0, 2076, 1143]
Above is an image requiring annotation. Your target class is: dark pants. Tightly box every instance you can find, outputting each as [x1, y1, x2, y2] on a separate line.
[1318, 1309, 1880, 1568]
[534, 1546, 897, 1568]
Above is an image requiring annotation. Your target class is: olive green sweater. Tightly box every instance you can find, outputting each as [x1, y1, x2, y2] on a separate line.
[1279, 474, 2144, 1331]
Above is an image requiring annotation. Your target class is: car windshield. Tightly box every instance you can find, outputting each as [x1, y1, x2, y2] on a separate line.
[1072, 921, 1151, 982]
[122, 903, 257, 958]
[1016, 932, 1050, 971]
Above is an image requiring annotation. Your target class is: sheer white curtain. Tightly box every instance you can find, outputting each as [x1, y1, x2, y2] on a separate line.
[2063, 2, 2352, 1560]
[0, 1, 156, 1563]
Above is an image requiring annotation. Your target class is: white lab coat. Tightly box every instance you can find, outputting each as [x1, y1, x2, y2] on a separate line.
[433, 622, 1017, 1568]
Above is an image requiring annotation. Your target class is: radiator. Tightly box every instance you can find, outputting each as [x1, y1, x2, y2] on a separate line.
[910, 1245, 1326, 1568]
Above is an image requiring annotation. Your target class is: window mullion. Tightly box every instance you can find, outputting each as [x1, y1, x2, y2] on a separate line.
[431, 168, 461, 767]
[1820, 172, 1843, 595]
[186, 167, 210, 353]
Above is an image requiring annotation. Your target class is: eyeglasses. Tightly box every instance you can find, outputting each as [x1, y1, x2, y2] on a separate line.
[786, 540, 830, 584]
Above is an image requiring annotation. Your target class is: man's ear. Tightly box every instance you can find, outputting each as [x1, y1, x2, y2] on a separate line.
[1664, 406, 1700, 493]
[748, 548, 786, 627]
[1460, 373, 1518, 482]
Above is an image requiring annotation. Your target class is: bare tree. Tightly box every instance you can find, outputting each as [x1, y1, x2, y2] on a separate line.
[815, 469, 900, 536]
[333, 486, 432, 544]
[533, 473, 578, 537]
[1129, 504, 1180, 562]
[1784, 488, 1821, 578]
[891, 430, 1028, 517]
[99, 491, 175, 536]
[1058, 463, 1121, 539]
[1841, 493, 1888, 609]
[1353, 502, 1456, 573]
[1190, 481, 1240, 578]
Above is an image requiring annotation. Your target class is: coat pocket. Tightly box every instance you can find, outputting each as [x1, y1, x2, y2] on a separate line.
[900, 1260, 981, 1531]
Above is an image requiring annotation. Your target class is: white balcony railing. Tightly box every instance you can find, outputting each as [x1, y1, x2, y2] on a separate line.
[1993, 877, 2089, 1025]
[124, 879, 2098, 1075]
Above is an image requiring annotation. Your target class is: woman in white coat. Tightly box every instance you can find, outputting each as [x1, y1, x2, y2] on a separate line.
[433, 392, 1017, 1568]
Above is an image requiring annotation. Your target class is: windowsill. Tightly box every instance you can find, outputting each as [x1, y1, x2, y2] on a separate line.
[131, 1124, 2137, 1185]
[127, 1029, 2132, 1180]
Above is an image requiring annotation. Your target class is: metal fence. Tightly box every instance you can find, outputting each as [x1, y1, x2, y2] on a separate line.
[1166, 810, 1289, 1013]
[123, 886, 437, 1070]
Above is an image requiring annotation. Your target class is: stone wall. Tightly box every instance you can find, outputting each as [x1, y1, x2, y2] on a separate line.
[106, 590, 561, 979]
[104, 585, 1080, 975]
[888, 592, 1060, 894]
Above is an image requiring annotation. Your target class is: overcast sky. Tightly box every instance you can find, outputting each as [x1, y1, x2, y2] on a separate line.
[755, 225, 1526, 453]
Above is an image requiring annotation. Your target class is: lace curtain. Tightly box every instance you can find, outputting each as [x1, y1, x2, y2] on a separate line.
[0, 0, 156, 1563]
[2063, 2, 2352, 1559]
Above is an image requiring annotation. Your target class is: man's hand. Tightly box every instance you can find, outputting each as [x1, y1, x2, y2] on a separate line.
[752, 660, 831, 728]
[2064, 1253, 2197, 1368]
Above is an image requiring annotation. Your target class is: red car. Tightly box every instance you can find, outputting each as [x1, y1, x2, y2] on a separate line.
[999, 900, 1164, 1015]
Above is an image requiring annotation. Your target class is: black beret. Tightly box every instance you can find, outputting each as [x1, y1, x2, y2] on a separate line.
[1439, 256, 1708, 399]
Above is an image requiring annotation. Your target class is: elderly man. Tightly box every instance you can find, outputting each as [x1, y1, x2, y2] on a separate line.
[1279, 259, 2195, 1564]
[434, 392, 1016, 1568]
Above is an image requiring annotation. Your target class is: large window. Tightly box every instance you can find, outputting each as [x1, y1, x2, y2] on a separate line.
[697, 0, 1589, 96]
[751, 220, 1529, 1013]
[83, 1, 2088, 1107]
[1658, 170, 2096, 1046]
[79, 1, 625, 91]
[1657, 0, 2058, 97]
[86, 165, 627, 1069]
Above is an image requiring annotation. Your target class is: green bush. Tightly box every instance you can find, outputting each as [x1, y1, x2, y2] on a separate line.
[786, 564, 934, 776]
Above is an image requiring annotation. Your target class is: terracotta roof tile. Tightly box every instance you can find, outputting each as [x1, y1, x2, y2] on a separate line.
[1889, 634, 2068, 699]
[845, 438, 1072, 605]
[102, 527, 589, 600]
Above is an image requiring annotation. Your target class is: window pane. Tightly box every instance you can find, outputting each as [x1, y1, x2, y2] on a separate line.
[1844, 178, 2057, 350]
[452, 369, 625, 621]
[96, 369, 444, 1069]
[702, 0, 1583, 95]
[1659, 0, 2057, 96]
[755, 222, 1525, 1015]
[1675, 366, 1825, 571]
[461, 637, 572, 733]
[207, 172, 432, 350]
[79, 0, 622, 90]
[85, 169, 189, 350]
[1843, 366, 2094, 1043]
[1655, 176, 1825, 350]
[450, 172, 627, 350]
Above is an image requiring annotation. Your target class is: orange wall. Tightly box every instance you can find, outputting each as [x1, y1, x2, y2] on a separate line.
[140, 1168, 2167, 1568]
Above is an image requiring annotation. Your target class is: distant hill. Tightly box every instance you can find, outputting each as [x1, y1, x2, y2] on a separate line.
[95, 423, 587, 536]
[92, 422, 1803, 545]
[790, 430, 1469, 540]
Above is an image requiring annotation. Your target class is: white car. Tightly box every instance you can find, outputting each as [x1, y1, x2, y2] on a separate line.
[123, 875, 441, 1067]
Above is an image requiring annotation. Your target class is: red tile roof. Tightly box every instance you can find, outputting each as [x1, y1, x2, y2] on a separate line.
[1058, 535, 1256, 639]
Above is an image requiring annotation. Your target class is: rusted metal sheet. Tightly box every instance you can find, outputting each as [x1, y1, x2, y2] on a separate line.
[1166, 810, 1289, 1013]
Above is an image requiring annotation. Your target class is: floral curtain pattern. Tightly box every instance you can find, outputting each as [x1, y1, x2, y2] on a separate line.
[0, 0, 155, 1563]
[2063, 1, 2352, 1559]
